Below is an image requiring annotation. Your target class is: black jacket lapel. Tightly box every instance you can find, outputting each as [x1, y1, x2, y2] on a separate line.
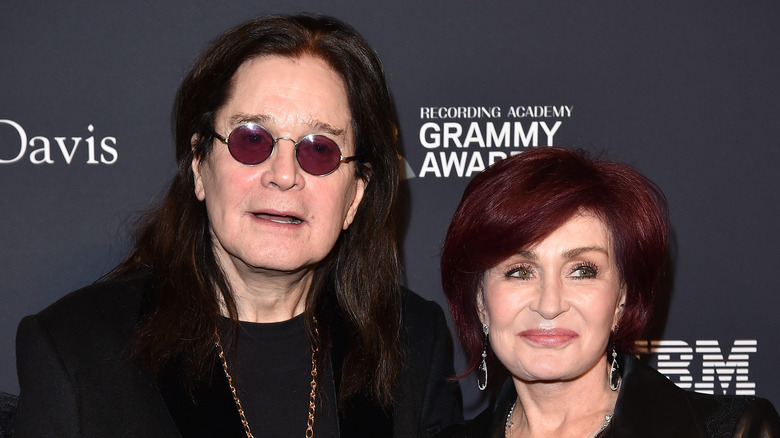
[328, 296, 394, 437]
[606, 354, 708, 437]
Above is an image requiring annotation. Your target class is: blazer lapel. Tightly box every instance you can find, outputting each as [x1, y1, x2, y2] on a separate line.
[607, 354, 708, 437]
[328, 298, 394, 437]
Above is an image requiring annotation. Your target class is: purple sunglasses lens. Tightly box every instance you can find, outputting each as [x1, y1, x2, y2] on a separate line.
[296, 135, 342, 175]
[225, 124, 346, 175]
[227, 125, 274, 165]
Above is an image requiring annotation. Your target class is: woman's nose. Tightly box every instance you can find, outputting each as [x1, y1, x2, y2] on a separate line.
[530, 278, 567, 320]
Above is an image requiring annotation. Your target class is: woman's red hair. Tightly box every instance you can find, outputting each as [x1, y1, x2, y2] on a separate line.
[441, 147, 669, 376]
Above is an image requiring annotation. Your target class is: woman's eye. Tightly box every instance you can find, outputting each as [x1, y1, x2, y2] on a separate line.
[571, 264, 597, 279]
[506, 267, 533, 279]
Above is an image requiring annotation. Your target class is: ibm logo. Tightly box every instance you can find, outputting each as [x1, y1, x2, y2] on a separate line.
[637, 340, 757, 395]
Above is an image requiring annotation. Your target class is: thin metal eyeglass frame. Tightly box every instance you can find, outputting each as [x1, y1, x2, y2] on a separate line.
[211, 124, 357, 176]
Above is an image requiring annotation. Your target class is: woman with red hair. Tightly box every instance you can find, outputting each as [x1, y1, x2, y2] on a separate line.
[435, 147, 778, 437]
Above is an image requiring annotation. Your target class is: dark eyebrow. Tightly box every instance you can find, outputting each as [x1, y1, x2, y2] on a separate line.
[563, 246, 609, 258]
[229, 113, 272, 126]
[514, 246, 608, 260]
[308, 120, 346, 137]
[228, 113, 346, 137]
[516, 250, 537, 261]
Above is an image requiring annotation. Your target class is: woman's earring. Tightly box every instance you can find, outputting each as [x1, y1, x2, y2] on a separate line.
[609, 343, 621, 391]
[477, 323, 489, 391]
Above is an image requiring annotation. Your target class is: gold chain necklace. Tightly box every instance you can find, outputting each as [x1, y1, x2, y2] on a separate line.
[215, 319, 319, 438]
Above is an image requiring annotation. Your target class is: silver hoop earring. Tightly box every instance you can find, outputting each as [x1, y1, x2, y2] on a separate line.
[477, 323, 489, 391]
[609, 343, 621, 391]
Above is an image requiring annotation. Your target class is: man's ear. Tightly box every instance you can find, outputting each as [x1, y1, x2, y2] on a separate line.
[191, 134, 206, 201]
[342, 176, 367, 230]
[342, 162, 372, 229]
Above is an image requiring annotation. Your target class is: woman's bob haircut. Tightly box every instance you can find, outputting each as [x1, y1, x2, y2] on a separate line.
[441, 147, 669, 376]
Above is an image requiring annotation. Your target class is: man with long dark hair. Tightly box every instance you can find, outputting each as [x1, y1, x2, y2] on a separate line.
[16, 14, 461, 437]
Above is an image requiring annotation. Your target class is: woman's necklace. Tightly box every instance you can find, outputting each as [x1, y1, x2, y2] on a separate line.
[504, 399, 517, 438]
[585, 412, 613, 438]
[215, 319, 319, 438]
[504, 400, 614, 438]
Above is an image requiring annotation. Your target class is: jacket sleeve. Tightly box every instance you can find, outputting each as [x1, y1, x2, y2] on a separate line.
[410, 297, 463, 434]
[733, 397, 780, 438]
[15, 314, 81, 438]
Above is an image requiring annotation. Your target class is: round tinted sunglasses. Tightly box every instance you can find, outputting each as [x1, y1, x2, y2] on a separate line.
[212, 123, 357, 176]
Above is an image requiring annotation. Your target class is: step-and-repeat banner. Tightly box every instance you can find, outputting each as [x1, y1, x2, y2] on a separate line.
[2, 1, 778, 416]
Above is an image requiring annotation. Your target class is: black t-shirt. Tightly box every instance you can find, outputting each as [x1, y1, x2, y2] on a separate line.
[228, 314, 338, 438]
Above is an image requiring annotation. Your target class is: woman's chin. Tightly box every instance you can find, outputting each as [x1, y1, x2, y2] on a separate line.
[511, 360, 583, 384]
[516, 370, 567, 384]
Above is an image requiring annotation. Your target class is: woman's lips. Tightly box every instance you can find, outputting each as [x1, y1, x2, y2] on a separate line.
[518, 328, 579, 347]
[253, 212, 303, 225]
